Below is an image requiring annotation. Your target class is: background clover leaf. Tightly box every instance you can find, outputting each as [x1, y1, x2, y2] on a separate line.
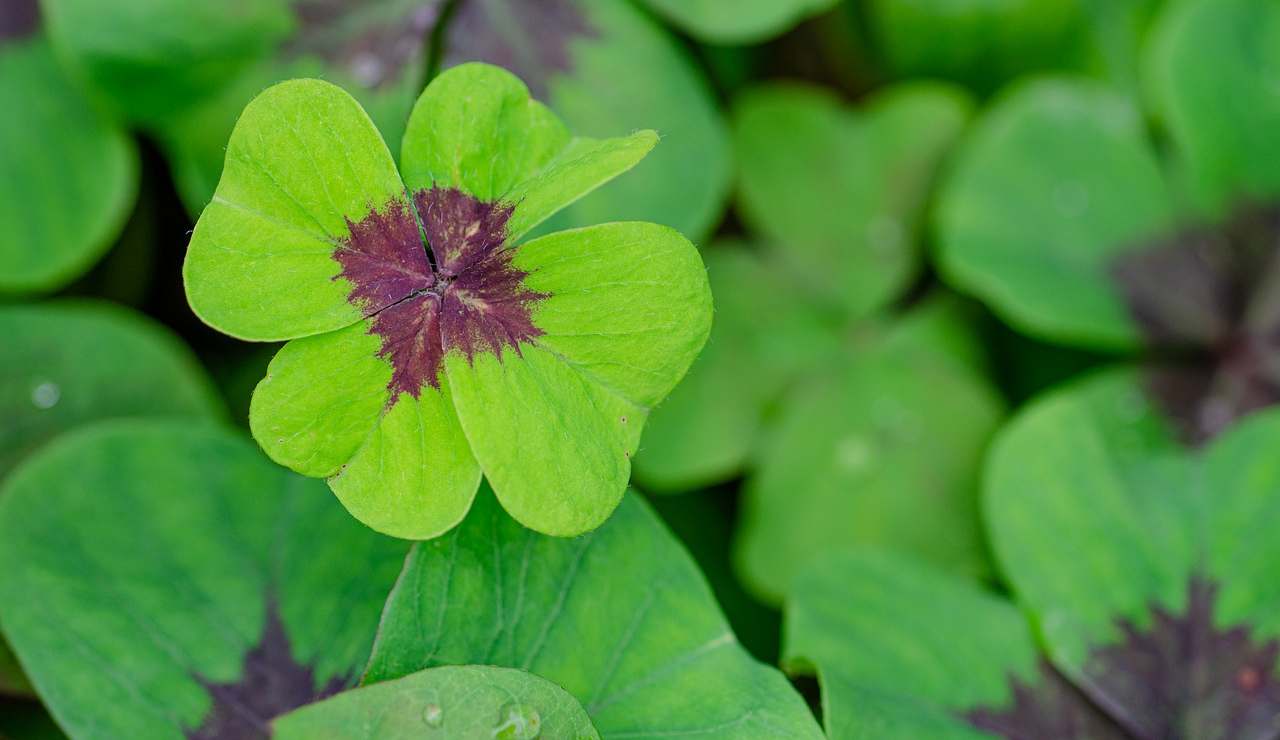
[784, 376, 1280, 738]
[275, 665, 599, 740]
[0, 13, 137, 296]
[0, 421, 408, 739]
[362, 484, 824, 738]
[637, 0, 838, 45]
[185, 65, 712, 540]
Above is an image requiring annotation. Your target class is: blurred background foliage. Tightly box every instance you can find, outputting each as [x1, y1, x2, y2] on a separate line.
[4, 0, 1277, 735]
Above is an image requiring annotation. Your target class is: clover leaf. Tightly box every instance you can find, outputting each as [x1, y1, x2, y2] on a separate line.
[276, 665, 598, 739]
[784, 371, 1280, 738]
[429, 0, 731, 241]
[0, 301, 225, 483]
[637, 0, 838, 44]
[938, 0, 1280, 445]
[0, 0, 137, 295]
[183, 63, 712, 540]
[635, 81, 1002, 598]
[362, 483, 824, 738]
[0, 421, 408, 739]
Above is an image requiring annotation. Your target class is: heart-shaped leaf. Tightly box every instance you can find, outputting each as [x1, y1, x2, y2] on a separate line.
[733, 81, 972, 320]
[276, 665, 598, 740]
[637, 0, 838, 44]
[184, 63, 712, 539]
[937, 78, 1175, 348]
[0, 5, 136, 295]
[0, 421, 408, 739]
[785, 370, 1280, 737]
[429, 0, 731, 241]
[362, 485, 824, 737]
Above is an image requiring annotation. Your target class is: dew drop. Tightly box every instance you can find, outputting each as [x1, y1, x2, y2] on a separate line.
[422, 703, 443, 728]
[30, 382, 60, 410]
[492, 702, 541, 739]
[835, 435, 873, 473]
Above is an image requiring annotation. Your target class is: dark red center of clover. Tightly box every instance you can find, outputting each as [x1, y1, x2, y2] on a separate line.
[0, 0, 40, 42]
[1112, 205, 1280, 445]
[333, 187, 545, 400]
[965, 576, 1280, 739]
[188, 599, 348, 739]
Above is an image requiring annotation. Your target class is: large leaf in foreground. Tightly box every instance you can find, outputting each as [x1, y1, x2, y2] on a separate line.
[735, 300, 1003, 602]
[0, 15, 136, 295]
[0, 421, 407, 739]
[733, 82, 971, 319]
[277, 665, 598, 739]
[185, 65, 710, 539]
[431, 0, 731, 241]
[363, 486, 823, 738]
[0, 301, 223, 481]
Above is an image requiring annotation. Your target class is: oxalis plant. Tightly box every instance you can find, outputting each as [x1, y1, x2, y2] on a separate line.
[183, 62, 712, 539]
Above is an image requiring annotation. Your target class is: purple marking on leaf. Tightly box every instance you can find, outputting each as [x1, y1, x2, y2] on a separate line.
[1112, 205, 1280, 444]
[965, 662, 1127, 739]
[440, 0, 598, 99]
[964, 576, 1280, 739]
[0, 0, 40, 42]
[188, 599, 348, 739]
[332, 188, 545, 399]
[285, 0, 443, 89]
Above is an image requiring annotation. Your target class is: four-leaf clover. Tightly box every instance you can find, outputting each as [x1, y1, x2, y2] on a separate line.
[184, 62, 712, 539]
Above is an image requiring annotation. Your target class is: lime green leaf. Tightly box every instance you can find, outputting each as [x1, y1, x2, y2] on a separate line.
[638, 0, 837, 44]
[0, 301, 224, 482]
[734, 82, 972, 319]
[364, 487, 824, 737]
[400, 63, 657, 242]
[785, 551, 1047, 739]
[276, 665, 599, 739]
[634, 244, 843, 493]
[0, 35, 136, 295]
[184, 77, 405, 341]
[0, 421, 407, 739]
[735, 303, 1004, 602]
[1147, 0, 1280, 216]
[937, 78, 1175, 348]
[187, 65, 712, 539]
[433, 0, 731, 241]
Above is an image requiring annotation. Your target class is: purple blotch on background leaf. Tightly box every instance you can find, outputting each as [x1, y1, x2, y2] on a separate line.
[439, 0, 598, 99]
[333, 188, 546, 400]
[188, 600, 348, 740]
[0, 0, 40, 42]
[1112, 205, 1280, 444]
[285, 0, 442, 89]
[964, 576, 1280, 739]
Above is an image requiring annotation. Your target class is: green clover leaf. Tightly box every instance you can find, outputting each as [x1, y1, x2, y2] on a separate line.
[184, 62, 712, 540]
[276, 665, 599, 740]
[0, 421, 409, 739]
[637, 0, 838, 44]
[362, 484, 824, 738]
[783, 373, 1280, 738]
[0, 3, 137, 295]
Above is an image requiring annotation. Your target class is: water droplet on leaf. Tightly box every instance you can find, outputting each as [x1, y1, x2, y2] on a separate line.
[30, 381, 60, 409]
[422, 702, 443, 728]
[492, 702, 541, 739]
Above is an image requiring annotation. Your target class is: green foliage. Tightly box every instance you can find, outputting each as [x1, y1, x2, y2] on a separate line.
[363, 484, 824, 738]
[0, 421, 408, 738]
[185, 63, 712, 539]
[276, 665, 599, 740]
[638, 0, 838, 44]
[0, 34, 136, 295]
